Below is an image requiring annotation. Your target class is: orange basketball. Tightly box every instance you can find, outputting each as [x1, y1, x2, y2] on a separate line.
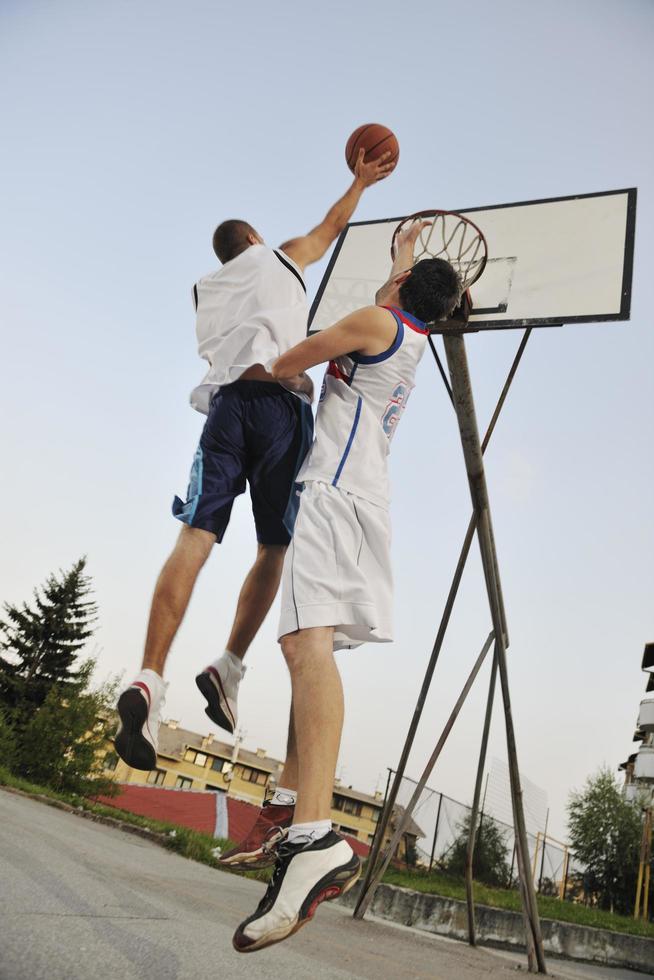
[345, 123, 399, 174]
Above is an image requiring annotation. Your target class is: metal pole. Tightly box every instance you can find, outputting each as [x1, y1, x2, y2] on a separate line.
[538, 809, 550, 894]
[429, 792, 444, 872]
[442, 332, 546, 973]
[560, 848, 570, 901]
[532, 832, 541, 881]
[355, 632, 495, 917]
[509, 842, 516, 888]
[354, 329, 532, 917]
[481, 772, 489, 815]
[369, 768, 393, 860]
[635, 808, 649, 919]
[643, 809, 652, 920]
[466, 649, 499, 945]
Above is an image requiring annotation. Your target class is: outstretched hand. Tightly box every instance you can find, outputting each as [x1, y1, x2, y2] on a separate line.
[394, 218, 430, 254]
[354, 148, 395, 187]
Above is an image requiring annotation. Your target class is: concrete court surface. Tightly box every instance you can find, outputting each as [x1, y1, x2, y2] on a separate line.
[0, 790, 650, 980]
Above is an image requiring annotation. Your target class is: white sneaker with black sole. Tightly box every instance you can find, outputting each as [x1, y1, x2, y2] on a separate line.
[232, 830, 361, 953]
[114, 669, 166, 770]
[195, 655, 244, 734]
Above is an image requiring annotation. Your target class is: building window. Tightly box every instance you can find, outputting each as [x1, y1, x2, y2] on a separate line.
[206, 784, 225, 793]
[335, 824, 359, 838]
[333, 795, 362, 817]
[175, 776, 193, 789]
[103, 751, 118, 771]
[240, 766, 268, 786]
[183, 749, 208, 767]
[147, 769, 166, 786]
[370, 808, 380, 823]
[210, 757, 225, 773]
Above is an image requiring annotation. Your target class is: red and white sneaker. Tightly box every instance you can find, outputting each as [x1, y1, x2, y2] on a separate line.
[114, 669, 166, 771]
[195, 655, 244, 734]
[233, 830, 361, 952]
[219, 801, 295, 869]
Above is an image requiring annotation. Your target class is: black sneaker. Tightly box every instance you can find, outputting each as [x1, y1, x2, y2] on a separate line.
[232, 830, 361, 953]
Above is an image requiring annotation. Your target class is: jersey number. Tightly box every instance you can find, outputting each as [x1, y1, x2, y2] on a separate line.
[382, 382, 411, 438]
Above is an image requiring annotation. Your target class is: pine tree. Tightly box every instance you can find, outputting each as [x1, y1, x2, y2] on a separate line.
[0, 558, 97, 718]
[444, 811, 512, 887]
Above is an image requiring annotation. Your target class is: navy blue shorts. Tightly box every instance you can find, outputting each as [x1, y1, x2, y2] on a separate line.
[172, 381, 314, 546]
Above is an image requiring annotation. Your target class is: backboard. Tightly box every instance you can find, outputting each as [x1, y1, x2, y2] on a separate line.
[309, 189, 636, 332]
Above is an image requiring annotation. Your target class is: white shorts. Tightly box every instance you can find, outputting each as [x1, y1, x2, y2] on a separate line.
[278, 481, 393, 651]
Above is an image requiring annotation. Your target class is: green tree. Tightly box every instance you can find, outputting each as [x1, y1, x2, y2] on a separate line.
[0, 559, 97, 720]
[0, 561, 119, 798]
[567, 766, 642, 914]
[16, 661, 118, 797]
[444, 811, 511, 887]
[0, 707, 16, 770]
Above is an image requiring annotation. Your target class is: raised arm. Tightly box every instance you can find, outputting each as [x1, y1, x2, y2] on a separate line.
[279, 150, 394, 272]
[389, 219, 430, 277]
[271, 306, 397, 380]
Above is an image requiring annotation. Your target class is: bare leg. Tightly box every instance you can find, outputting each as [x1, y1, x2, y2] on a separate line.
[276, 702, 298, 792]
[226, 544, 286, 659]
[142, 525, 215, 675]
[281, 627, 342, 823]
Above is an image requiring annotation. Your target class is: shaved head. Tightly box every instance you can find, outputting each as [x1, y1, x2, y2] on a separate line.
[212, 220, 261, 264]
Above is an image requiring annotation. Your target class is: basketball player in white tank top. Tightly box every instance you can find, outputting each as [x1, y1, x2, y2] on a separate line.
[114, 150, 395, 780]
[233, 223, 462, 953]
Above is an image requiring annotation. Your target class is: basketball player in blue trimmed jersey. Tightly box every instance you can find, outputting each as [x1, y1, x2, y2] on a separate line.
[232, 221, 462, 952]
[114, 149, 394, 775]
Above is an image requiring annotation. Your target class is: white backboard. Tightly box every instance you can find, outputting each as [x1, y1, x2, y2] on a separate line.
[309, 189, 636, 332]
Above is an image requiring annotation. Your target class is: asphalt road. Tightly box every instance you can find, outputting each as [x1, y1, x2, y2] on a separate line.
[0, 790, 650, 980]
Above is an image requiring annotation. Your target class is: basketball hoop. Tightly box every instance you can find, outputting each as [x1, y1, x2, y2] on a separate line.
[391, 210, 488, 290]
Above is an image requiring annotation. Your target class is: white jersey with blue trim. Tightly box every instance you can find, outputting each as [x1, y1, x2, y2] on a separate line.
[190, 244, 308, 415]
[297, 306, 429, 507]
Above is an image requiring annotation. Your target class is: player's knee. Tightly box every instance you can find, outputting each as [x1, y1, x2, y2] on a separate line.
[257, 543, 287, 570]
[258, 542, 286, 559]
[177, 525, 215, 563]
[280, 632, 303, 669]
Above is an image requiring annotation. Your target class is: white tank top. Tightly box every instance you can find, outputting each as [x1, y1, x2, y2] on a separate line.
[190, 244, 308, 414]
[298, 307, 429, 507]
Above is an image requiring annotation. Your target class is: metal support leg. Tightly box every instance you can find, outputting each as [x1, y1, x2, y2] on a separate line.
[466, 646, 499, 945]
[443, 332, 546, 973]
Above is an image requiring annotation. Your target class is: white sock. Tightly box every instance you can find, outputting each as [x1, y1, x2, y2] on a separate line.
[217, 649, 246, 677]
[134, 668, 165, 690]
[270, 787, 297, 806]
[287, 820, 332, 845]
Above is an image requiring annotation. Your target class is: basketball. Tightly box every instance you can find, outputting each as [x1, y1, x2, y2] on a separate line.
[345, 123, 399, 174]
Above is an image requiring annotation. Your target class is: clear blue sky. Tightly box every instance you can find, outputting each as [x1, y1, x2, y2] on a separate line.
[1, 0, 652, 839]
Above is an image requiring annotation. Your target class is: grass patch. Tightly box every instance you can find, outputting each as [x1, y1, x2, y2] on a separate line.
[382, 867, 654, 940]
[0, 765, 269, 883]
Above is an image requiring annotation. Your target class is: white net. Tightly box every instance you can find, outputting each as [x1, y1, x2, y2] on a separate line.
[394, 211, 487, 289]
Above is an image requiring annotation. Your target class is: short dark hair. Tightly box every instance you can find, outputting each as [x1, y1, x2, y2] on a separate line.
[212, 219, 258, 264]
[398, 258, 462, 323]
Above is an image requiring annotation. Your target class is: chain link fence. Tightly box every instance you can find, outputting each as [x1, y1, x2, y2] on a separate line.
[384, 768, 585, 900]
